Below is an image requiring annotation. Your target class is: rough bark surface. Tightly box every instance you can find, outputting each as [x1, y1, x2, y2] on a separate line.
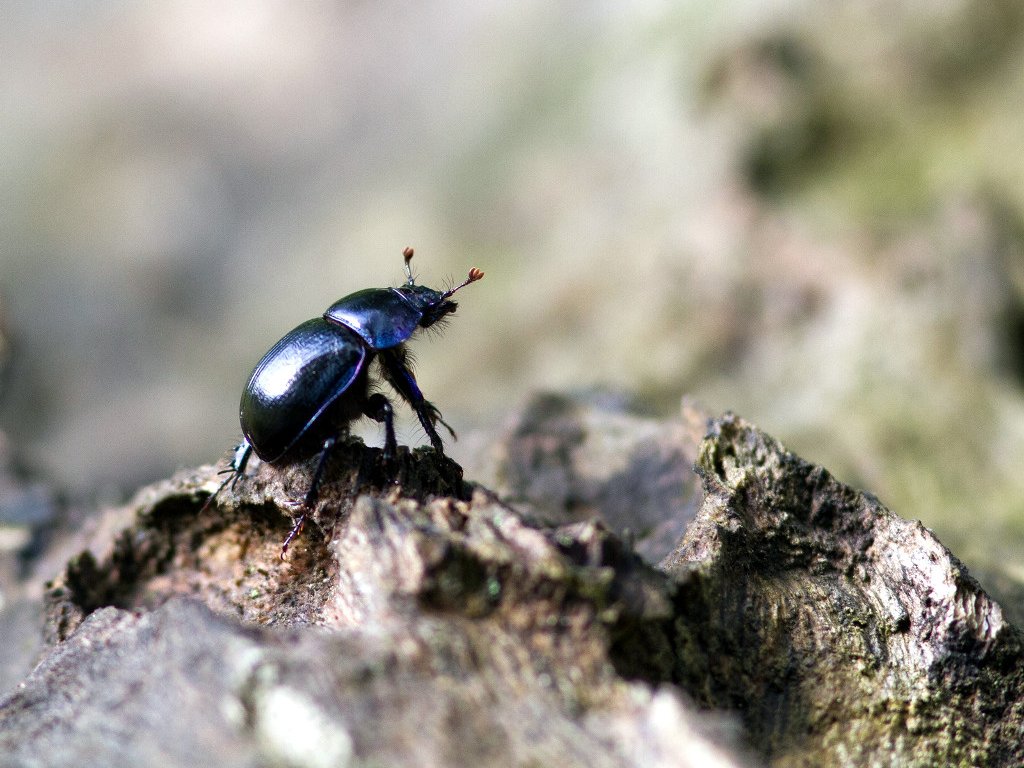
[0, 394, 1021, 767]
[662, 415, 1024, 766]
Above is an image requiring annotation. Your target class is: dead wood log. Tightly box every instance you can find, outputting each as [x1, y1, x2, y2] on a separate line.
[0, 394, 1020, 767]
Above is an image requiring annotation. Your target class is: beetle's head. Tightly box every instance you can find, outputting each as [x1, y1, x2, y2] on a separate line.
[397, 247, 484, 329]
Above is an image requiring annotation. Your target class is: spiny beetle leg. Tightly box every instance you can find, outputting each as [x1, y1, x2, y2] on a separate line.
[424, 400, 456, 440]
[280, 511, 306, 559]
[379, 348, 446, 453]
[281, 435, 337, 559]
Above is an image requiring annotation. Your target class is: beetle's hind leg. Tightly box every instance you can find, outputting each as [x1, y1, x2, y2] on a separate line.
[281, 435, 339, 559]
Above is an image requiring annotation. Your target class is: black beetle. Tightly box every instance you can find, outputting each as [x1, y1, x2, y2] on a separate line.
[208, 247, 483, 554]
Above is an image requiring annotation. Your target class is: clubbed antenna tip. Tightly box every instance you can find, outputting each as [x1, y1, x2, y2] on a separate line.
[443, 266, 485, 299]
[403, 247, 415, 285]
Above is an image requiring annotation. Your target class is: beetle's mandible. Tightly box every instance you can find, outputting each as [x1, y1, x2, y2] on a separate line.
[208, 247, 483, 555]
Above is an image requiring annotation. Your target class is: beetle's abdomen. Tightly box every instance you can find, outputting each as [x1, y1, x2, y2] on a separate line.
[240, 318, 368, 462]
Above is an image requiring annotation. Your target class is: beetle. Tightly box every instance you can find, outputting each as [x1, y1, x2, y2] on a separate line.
[208, 247, 483, 554]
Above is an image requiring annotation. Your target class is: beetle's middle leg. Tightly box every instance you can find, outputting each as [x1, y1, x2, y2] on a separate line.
[363, 392, 397, 459]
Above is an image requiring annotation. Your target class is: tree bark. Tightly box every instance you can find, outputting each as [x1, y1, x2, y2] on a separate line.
[0, 394, 1020, 766]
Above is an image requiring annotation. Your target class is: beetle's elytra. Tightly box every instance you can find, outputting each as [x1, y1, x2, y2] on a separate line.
[209, 247, 483, 555]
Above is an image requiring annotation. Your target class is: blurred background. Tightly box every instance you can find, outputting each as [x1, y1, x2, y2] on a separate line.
[2, 2, 1023, 590]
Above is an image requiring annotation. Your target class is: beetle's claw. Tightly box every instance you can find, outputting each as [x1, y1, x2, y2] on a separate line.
[438, 416, 457, 441]
[424, 402, 457, 441]
[280, 513, 306, 560]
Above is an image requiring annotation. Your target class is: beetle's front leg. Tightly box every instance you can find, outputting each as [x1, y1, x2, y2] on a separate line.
[378, 347, 448, 453]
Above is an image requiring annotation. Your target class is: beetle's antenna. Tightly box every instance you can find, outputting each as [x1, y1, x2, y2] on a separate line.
[403, 246, 415, 286]
[442, 267, 484, 299]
